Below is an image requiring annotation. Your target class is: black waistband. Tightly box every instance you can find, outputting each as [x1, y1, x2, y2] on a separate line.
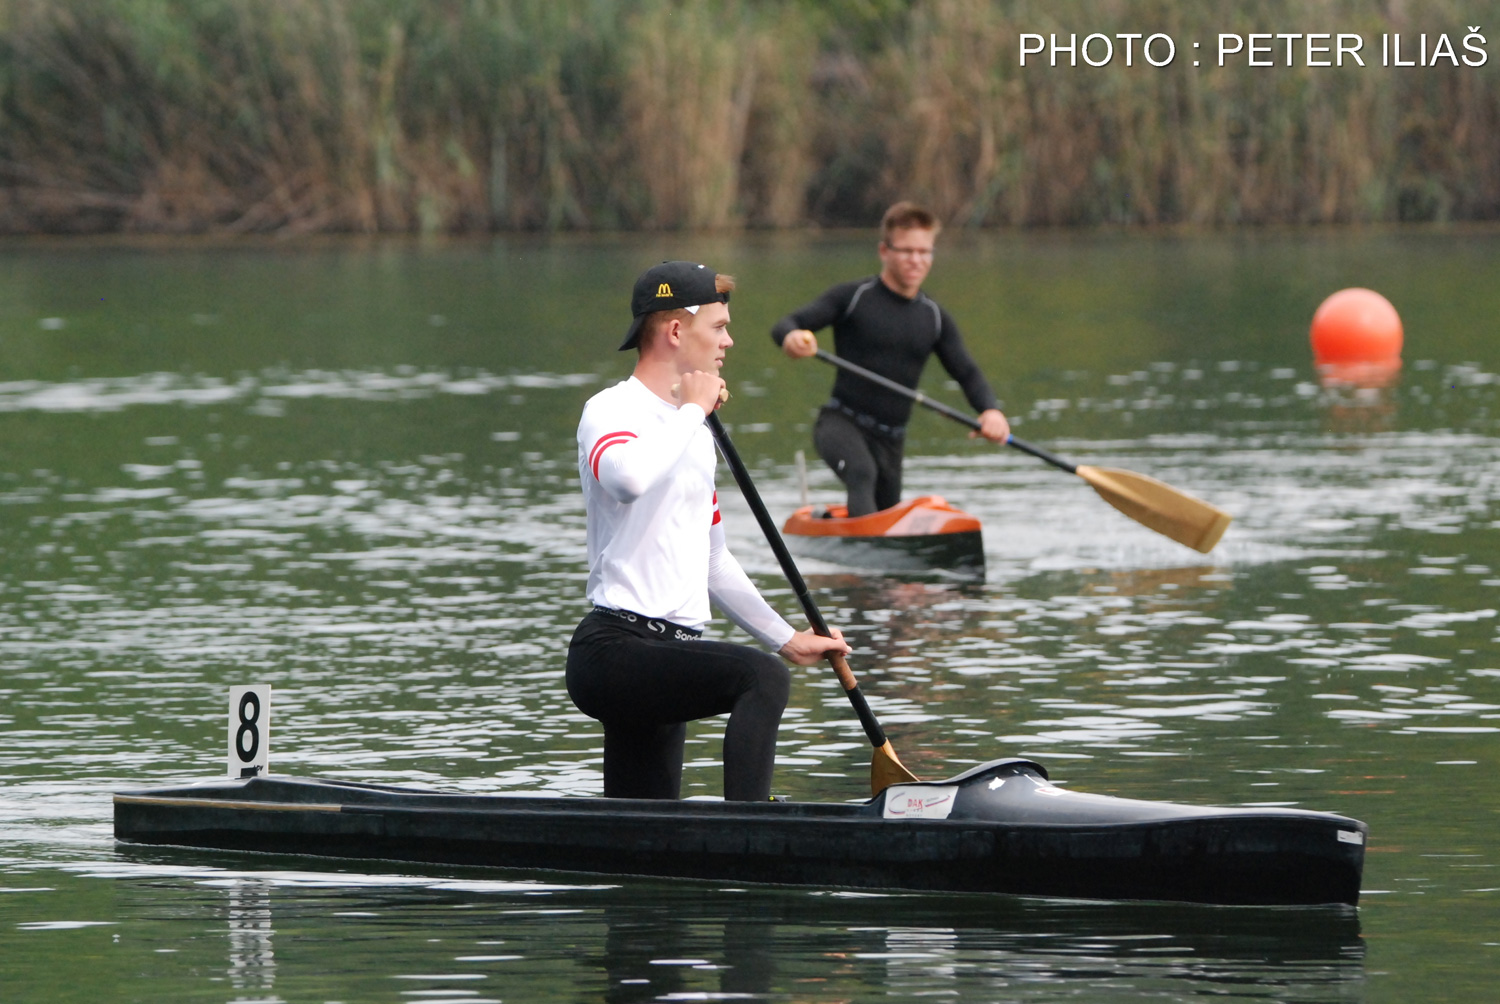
[590, 606, 703, 640]
[824, 398, 906, 441]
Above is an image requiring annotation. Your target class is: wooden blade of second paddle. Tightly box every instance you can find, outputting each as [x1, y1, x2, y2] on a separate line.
[1075, 465, 1233, 553]
[872, 739, 919, 791]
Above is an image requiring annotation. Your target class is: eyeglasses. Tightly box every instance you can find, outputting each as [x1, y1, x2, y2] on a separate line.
[884, 244, 934, 259]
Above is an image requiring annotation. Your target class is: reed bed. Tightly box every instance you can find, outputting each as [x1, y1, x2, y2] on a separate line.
[0, 0, 1494, 233]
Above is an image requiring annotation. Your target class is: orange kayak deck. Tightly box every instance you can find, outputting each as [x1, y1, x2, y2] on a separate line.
[782, 495, 981, 538]
[781, 496, 984, 578]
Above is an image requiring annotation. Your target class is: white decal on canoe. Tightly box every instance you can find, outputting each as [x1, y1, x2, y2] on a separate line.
[883, 785, 958, 820]
[1337, 829, 1365, 845]
[1029, 776, 1068, 796]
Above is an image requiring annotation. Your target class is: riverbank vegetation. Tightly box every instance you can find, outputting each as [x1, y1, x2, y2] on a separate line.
[0, 0, 1494, 233]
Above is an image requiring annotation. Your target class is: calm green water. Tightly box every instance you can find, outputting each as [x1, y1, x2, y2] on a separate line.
[1, 230, 1498, 1002]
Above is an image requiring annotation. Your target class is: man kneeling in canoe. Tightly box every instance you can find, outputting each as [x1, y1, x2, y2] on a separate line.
[568, 261, 850, 801]
[772, 201, 1011, 516]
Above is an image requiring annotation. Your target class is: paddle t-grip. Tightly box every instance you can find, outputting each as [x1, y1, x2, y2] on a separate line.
[670, 382, 730, 405]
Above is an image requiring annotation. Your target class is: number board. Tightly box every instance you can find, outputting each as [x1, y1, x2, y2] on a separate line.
[227, 684, 271, 778]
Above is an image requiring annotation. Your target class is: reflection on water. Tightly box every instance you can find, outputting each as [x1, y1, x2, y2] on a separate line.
[1, 233, 1498, 999]
[1318, 369, 1401, 435]
[227, 879, 277, 1001]
[4, 861, 1363, 1003]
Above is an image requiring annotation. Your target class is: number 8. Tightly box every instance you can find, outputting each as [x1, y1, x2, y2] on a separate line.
[236, 692, 261, 763]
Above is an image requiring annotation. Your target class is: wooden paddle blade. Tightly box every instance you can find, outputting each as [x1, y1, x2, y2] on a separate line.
[871, 740, 920, 794]
[1075, 465, 1233, 553]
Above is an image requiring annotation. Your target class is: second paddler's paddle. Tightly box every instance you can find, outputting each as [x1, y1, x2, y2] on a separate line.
[705, 409, 920, 795]
[812, 349, 1233, 553]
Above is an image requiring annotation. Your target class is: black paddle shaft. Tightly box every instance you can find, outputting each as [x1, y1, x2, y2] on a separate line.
[704, 411, 889, 750]
[813, 349, 1079, 475]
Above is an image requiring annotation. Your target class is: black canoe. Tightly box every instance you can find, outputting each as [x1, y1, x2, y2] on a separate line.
[114, 757, 1366, 907]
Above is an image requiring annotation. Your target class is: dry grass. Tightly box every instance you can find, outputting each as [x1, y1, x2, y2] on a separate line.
[0, 0, 1493, 233]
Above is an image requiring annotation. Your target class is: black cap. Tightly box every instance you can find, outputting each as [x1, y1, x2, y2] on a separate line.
[619, 260, 729, 351]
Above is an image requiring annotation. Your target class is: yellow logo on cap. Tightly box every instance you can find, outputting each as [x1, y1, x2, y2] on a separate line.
[656, 283, 673, 297]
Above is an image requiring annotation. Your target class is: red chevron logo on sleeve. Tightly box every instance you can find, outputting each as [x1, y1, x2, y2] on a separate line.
[589, 431, 637, 480]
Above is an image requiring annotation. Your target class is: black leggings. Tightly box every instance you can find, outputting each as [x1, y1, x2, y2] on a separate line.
[566, 609, 790, 801]
[813, 407, 905, 517]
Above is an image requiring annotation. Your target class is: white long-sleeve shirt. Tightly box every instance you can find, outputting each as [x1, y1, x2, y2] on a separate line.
[577, 376, 795, 651]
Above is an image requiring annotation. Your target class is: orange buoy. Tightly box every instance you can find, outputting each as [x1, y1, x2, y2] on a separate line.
[1310, 288, 1403, 365]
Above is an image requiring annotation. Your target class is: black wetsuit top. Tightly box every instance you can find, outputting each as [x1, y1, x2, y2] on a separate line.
[771, 277, 1000, 428]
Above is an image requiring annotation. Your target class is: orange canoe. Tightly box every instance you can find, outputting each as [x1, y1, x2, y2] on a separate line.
[781, 495, 984, 578]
